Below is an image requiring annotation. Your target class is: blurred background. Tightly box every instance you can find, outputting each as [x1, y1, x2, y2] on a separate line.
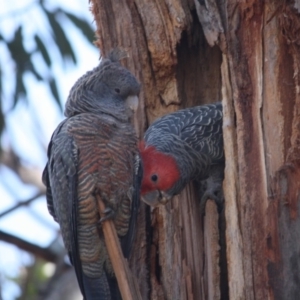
[0, 0, 99, 299]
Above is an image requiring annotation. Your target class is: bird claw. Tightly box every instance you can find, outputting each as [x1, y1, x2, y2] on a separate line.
[199, 169, 224, 216]
[199, 188, 224, 216]
[98, 207, 115, 224]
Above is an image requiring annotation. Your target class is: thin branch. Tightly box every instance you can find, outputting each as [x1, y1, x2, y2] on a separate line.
[0, 148, 46, 191]
[0, 230, 58, 262]
[96, 195, 142, 300]
[0, 192, 44, 218]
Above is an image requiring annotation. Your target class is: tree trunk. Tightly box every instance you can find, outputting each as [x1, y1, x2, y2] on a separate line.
[90, 0, 300, 299]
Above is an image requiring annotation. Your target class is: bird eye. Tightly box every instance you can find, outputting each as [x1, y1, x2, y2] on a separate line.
[115, 88, 120, 93]
[151, 174, 158, 182]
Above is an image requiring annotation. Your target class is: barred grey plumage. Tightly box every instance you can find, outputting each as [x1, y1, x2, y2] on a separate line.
[140, 102, 224, 209]
[43, 50, 141, 300]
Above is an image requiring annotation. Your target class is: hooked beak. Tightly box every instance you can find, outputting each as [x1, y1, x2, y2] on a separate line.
[125, 95, 139, 113]
[125, 95, 140, 138]
[141, 190, 172, 207]
[160, 191, 172, 204]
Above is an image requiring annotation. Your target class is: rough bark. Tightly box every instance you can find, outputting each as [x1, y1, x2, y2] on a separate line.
[222, 1, 300, 299]
[90, 0, 300, 299]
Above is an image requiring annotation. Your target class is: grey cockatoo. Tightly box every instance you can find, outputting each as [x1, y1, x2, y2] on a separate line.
[43, 50, 142, 300]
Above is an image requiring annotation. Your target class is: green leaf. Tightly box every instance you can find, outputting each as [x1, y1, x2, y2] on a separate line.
[30, 63, 43, 81]
[49, 78, 63, 111]
[34, 35, 52, 66]
[0, 66, 2, 102]
[7, 26, 31, 71]
[13, 72, 27, 108]
[0, 68, 4, 138]
[0, 106, 5, 152]
[6, 27, 30, 108]
[44, 10, 77, 64]
[0, 106, 4, 140]
[64, 12, 95, 44]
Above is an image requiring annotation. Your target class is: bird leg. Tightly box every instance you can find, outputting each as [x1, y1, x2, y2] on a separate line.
[94, 190, 116, 224]
[199, 164, 224, 215]
[99, 207, 116, 223]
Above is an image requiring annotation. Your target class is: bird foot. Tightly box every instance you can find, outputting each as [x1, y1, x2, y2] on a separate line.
[98, 207, 115, 224]
[200, 178, 224, 215]
[199, 186, 224, 216]
[198, 167, 224, 215]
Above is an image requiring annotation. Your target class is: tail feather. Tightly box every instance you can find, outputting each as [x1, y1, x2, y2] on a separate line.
[82, 271, 117, 300]
[107, 275, 122, 300]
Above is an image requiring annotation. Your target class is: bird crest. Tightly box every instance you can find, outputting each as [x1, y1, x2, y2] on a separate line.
[107, 48, 128, 62]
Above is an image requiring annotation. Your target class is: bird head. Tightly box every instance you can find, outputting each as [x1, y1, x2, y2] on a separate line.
[65, 49, 140, 120]
[139, 141, 180, 206]
[95, 50, 140, 105]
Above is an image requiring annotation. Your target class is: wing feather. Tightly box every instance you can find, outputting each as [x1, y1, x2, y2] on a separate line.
[145, 103, 224, 164]
[43, 119, 86, 298]
[120, 154, 142, 258]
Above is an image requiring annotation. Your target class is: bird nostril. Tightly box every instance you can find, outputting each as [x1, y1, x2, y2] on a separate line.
[151, 174, 158, 182]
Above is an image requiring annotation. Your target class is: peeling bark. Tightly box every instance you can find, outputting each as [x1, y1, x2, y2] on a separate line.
[221, 1, 300, 299]
[204, 200, 220, 300]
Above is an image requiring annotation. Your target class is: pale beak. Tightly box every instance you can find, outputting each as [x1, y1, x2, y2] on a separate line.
[125, 95, 139, 112]
[160, 191, 172, 204]
[141, 190, 172, 207]
[141, 190, 161, 207]
[125, 95, 140, 138]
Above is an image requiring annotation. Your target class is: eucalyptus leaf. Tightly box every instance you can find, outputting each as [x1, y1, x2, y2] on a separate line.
[34, 35, 52, 66]
[13, 72, 27, 108]
[44, 10, 77, 64]
[64, 12, 95, 43]
[7, 26, 31, 71]
[0, 68, 4, 136]
[30, 62, 43, 81]
[49, 78, 63, 111]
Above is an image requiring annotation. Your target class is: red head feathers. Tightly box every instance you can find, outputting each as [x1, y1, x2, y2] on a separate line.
[139, 141, 180, 195]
